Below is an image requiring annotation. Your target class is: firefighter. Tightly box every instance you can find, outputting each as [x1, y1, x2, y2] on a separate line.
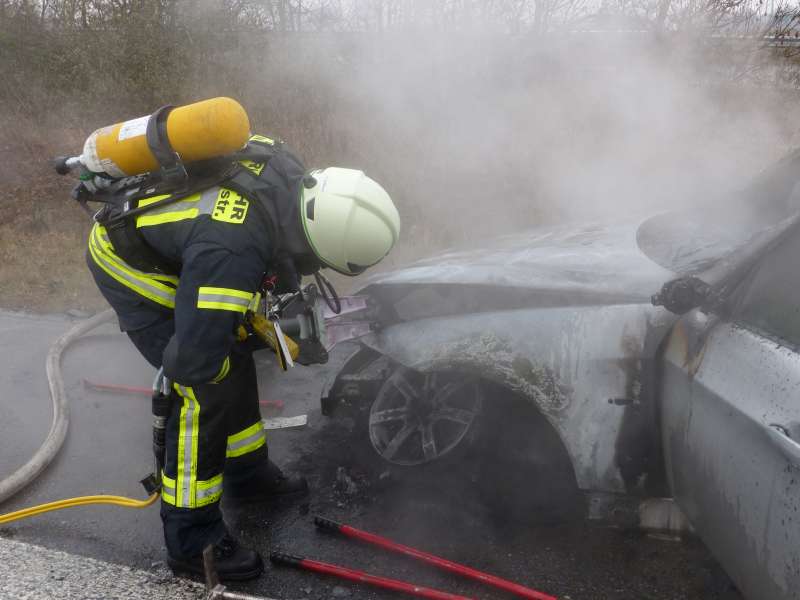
[86, 134, 400, 580]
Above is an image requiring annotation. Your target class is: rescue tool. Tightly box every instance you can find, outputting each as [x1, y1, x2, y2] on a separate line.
[270, 553, 476, 600]
[268, 517, 558, 600]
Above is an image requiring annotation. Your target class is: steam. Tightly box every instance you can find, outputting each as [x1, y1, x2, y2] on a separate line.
[231, 30, 800, 261]
[5, 5, 800, 265]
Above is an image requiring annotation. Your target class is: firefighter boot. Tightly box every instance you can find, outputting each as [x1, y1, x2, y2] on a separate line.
[225, 458, 309, 504]
[167, 533, 264, 581]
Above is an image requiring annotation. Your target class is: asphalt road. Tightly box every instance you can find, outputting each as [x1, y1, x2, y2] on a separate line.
[0, 310, 743, 600]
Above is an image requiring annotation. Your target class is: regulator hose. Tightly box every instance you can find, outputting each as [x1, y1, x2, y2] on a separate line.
[0, 309, 157, 523]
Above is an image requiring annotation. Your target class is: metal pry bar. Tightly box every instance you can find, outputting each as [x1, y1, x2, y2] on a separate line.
[313, 516, 558, 600]
[270, 552, 475, 600]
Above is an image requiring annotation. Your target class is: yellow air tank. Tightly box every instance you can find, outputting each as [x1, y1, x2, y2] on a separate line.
[81, 97, 250, 177]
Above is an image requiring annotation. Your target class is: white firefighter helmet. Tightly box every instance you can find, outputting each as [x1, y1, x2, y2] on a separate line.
[299, 167, 400, 276]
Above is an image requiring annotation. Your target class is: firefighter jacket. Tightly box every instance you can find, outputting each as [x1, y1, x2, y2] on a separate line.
[87, 135, 310, 385]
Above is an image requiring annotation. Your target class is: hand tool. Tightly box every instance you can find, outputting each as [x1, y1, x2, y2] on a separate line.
[270, 553, 475, 600]
[313, 516, 557, 600]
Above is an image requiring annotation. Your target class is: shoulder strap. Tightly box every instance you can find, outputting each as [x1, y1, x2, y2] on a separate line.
[101, 162, 238, 227]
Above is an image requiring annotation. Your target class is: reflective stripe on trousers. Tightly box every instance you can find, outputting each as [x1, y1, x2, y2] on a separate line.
[226, 421, 266, 458]
[160, 384, 226, 509]
[161, 471, 223, 508]
[161, 418, 265, 504]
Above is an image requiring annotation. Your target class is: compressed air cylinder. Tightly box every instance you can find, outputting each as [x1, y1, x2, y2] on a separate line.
[81, 97, 250, 177]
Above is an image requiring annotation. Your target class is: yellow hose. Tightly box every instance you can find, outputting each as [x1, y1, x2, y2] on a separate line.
[0, 492, 159, 525]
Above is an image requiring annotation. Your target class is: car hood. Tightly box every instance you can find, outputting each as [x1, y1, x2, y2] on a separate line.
[362, 221, 676, 302]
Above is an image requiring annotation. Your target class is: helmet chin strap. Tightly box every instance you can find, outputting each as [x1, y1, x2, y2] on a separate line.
[314, 271, 341, 315]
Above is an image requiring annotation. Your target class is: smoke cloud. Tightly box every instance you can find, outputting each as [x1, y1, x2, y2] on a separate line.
[197, 28, 800, 268]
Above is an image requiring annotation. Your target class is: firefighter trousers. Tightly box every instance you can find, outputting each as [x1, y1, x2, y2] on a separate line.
[127, 317, 268, 559]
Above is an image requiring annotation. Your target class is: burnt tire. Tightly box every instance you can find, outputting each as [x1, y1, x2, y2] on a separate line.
[368, 367, 483, 466]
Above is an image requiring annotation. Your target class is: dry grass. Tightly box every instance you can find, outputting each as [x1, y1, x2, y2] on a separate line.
[0, 177, 106, 313]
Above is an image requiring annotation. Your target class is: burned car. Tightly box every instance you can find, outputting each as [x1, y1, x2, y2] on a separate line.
[321, 151, 800, 600]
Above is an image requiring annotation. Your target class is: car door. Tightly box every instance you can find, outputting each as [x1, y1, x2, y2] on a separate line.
[660, 228, 800, 600]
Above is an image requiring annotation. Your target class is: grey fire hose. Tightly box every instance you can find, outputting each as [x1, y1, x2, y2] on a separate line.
[0, 309, 116, 504]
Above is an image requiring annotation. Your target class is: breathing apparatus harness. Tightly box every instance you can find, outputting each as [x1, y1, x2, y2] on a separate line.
[64, 106, 273, 274]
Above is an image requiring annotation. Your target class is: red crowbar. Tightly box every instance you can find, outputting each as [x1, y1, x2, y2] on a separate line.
[313, 516, 557, 600]
[82, 379, 284, 411]
[270, 553, 475, 600]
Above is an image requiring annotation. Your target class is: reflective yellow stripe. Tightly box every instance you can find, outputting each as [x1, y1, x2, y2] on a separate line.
[162, 471, 222, 507]
[90, 226, 179, 287]
[249, 134, 275, 145]
[228, 421, 264, 444]
[161, 471, 176, 505]
[226, 421, 266, 458]
[211, 357, 230, 383]
[88, 242, 175, 308]
[197, 474, 222, 490]
[197, 301, 248, 313]
[88, 224, 177, 308]
[197, 287, 253, 313]
[137, 194, 171, 208]
[135, 193, 204, 228]
[198, 287, 252, 299]
[137, 207, 199, 228]
[240, 160, 265, 176]
[196, 473, 223, 507]
[174, 384, 200, 508]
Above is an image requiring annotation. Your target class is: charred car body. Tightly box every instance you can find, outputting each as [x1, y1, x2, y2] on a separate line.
[320, 151, 800, 600]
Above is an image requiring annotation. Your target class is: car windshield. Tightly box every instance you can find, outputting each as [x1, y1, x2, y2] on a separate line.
[636, 147, 800, 275]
